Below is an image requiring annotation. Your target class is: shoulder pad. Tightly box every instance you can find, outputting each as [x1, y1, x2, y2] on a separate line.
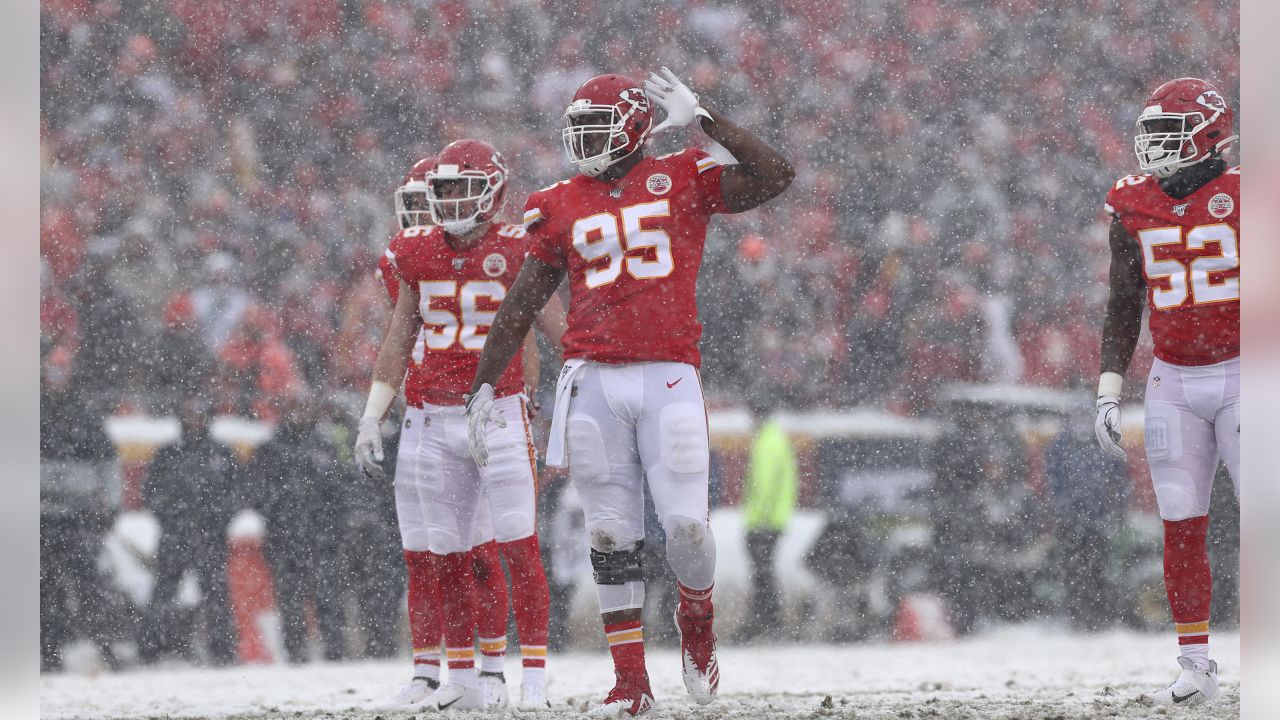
[535, 178, 573, 194]
[1112, 174, 1152, 192]
[522, 206, 546, 228]
[1105, 174, 1154, 216]
[524, 182, 571, 228]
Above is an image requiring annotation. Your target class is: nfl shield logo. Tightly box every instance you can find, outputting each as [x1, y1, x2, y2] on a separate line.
[452, 258, 466, 270]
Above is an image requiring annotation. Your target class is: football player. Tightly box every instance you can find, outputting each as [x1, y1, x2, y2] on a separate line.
[356, 141, 564, 711]
[465, 68, 793, 717]
[1095, 77, 1239, 707]
[376, 156, 522, 710]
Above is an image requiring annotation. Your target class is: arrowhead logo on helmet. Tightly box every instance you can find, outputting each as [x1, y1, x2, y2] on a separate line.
[561, 74, 655, 178]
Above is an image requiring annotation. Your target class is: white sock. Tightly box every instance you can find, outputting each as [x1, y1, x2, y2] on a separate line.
[1180, 643, 1211, 667]
[522, 665, 546, 688]
[447, 666, 478, 688]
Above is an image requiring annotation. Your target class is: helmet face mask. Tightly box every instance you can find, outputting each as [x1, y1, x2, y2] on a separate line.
[394, 180, 432, 230]
[426, 171, 500, 235]
[395, 155, 436, 230]
[1134, 109, 1210, 178]
[1132, 78, 1237, 179]
[562, 105, 639, 177]
[561, 75, 653, 178]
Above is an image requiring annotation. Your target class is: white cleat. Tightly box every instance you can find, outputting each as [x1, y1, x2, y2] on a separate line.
[517, 681, 551, 710]
[1144, 656, 1221, 707]
[382, 676, 438, 708]
[479, 671, 510, 709]
[428, 681, 486, 711]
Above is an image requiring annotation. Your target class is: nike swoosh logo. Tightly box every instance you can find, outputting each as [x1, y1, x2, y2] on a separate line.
[1172, 689, 1200, 704]
[667, 378, 682, 388]
[437, 696, 461, 709]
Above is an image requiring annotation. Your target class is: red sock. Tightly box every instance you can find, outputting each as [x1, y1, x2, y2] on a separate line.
[404, 550, 443, 678]
[1164, 516, 1212, 659]
[604, 619, 647, 683]
[473, 541, 509, 672]
[678, 581, 714, 620]
[500, 535, 550, 678]
[439, 551, 478, 680]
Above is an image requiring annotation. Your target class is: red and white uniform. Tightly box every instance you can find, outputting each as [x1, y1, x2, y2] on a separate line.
[524, 148, 733, 612]
[1105, 168, 1239, 367]
[386, 223, 529, 406]
[381, 221, 538, 555]
[1104, 167, 1240, 520]
[524, 148, 727, 368]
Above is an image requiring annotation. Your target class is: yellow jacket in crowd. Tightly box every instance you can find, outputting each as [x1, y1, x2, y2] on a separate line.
[743, 418, 797, 532]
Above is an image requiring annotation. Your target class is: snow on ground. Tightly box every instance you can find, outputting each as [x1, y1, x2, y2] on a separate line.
[41, 626, 1239, 720]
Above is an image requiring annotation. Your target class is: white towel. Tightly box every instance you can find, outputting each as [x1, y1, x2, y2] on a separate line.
[544, 358, 586, 467]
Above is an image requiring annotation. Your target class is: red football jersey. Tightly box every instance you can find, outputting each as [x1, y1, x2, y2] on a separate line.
[523, 148, 730, 367]
[385, 222, 530, 405]
[1105, 166, 1240, 366]
[376, 240, 430, 407]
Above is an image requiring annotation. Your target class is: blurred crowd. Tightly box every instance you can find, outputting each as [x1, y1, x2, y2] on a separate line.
[40, 0, 1239, 669]
[40, 0, 1238, 419]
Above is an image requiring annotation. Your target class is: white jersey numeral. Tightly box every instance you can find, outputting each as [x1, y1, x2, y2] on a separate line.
[571, 200, 674, 288]
[418, 280, 506, 351]
[1138, 223, 1239, 309]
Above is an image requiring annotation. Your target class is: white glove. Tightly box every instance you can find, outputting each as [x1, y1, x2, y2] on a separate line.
[1094, 395, 1126, 460]
[644, 67, 711, 134]
[355, 415, 386, 478]
[465, 383, 507, 468]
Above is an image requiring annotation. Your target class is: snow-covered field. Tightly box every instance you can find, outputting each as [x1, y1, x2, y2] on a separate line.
[41, 626, 1239, 719]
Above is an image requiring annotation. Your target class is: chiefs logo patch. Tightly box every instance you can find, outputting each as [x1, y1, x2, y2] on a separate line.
[1196, 90, 1227, 113]
[646, 173, 672, 195]
[1207, 193, 1234, 219]
[620, 88, 651, 113]
[483, 253, 507, 277]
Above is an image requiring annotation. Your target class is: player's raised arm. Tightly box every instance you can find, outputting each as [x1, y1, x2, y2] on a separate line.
[1094, 217, 1146, 460]
[354, 277, 420, 477]
[644, 67, 794, 212]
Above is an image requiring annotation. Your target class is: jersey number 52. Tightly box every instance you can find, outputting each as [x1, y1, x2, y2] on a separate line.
[1138, 224, 1239, 309]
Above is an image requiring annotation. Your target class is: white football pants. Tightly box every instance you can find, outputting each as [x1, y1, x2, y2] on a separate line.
[564, 361, 716, 610]
[1143, 356, 1240, 521]
[394, 396, 538, 554]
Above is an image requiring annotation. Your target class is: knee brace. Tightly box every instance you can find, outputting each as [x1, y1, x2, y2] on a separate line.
[590, 541, 644, 586]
